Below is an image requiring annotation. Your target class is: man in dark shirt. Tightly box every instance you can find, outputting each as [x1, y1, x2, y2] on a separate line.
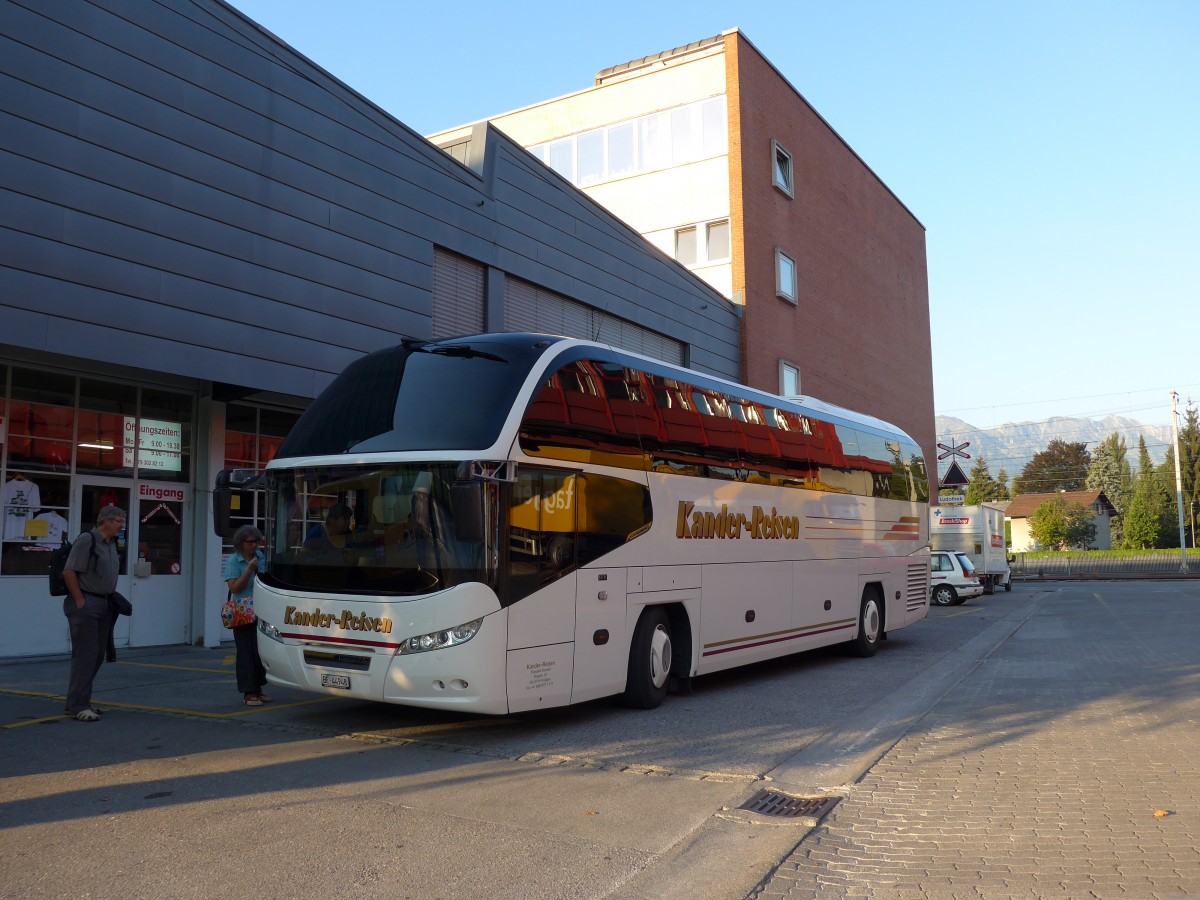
[62, 505, 125, 721]
[302, 504, 355, 557]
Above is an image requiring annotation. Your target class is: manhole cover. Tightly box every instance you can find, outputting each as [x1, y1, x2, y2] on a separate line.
[739, 789, 840, 819]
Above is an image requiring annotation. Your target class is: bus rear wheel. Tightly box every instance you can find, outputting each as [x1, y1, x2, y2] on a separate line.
[622, 606, 672, 709]
[848, 589, 882, 658]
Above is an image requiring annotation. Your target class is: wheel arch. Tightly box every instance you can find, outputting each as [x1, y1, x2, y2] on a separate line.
[661, 602, 694, 679]
[627, 598, 696, 678]
[861, 579, 887, 638]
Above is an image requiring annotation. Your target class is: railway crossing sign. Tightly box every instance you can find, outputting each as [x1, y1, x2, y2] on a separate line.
[940, 460, 970, 488]
[936, 439, 971, 461]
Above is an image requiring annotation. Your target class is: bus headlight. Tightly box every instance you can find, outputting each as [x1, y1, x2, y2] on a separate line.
[258, 617, 284, 644]
[395, 618, 483, 655]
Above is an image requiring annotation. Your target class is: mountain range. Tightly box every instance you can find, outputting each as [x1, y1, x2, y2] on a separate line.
[933, 414, 1173, 484]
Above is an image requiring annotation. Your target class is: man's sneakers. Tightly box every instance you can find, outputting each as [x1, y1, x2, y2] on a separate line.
[73, 709, 101, 722]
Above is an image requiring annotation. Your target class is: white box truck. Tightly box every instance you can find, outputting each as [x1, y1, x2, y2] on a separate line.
[930, 504, 1012, 593]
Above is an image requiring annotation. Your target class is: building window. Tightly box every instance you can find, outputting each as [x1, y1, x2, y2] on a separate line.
[775, 248, 797, 303]
[577, 131, 604, 186]
[674, 218, 730, 268]
[706, 220, 730, 262]
[548, 139, 574, 181]
[432, 248, 485, 338]
[0, 367, 200, 575]
[529, 96, 727, 189]
[772, 139, 794, 198]
[780, 361, 801, 397]
[607, 123, 636, 178]
[223, 404, 302, 550]
[674, 227, 698, 266]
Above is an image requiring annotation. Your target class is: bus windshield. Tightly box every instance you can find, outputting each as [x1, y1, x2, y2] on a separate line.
[260, 463, 500, 596]
[273, 336, 559, 459]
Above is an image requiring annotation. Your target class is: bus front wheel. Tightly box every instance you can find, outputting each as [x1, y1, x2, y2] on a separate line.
[622, 606, 672, 709]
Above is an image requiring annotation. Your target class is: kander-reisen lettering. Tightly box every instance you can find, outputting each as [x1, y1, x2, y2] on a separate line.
[676, 501, 800, 540]
[284, 606, 393, 634]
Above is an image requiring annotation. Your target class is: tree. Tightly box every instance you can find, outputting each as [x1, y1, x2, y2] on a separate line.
[1086, 433, 1131, 512]
[964, 457, 1003, 505]
[1085, 432, 1132, 545]
[1180, 401, 1200, 548]
[1013, 440, 1091, 496]
[1028, 497, 1097, 550]
[1123, 491, 1162, 549]
[1155, 449, 1181, 547]
[1137, 435, 1153, 477]
[1123, 436, 1172, 549]
[996, 467, 1011, 501]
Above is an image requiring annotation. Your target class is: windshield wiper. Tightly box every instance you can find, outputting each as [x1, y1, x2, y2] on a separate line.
[419, 345, 507, 363]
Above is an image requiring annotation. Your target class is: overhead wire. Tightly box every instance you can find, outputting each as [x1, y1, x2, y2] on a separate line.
[934, 390, 1196, 488]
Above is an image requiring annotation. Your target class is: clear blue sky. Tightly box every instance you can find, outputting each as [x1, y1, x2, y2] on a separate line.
[231, 0, 1199, 429]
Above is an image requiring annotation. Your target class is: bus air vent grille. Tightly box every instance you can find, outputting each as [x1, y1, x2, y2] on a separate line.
[906, 563, 929, 609]
[303, 650, 371, 671]
[738, 789, 839, 819]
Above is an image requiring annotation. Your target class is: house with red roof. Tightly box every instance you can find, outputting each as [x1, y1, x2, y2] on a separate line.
[1006, 491, 1118, 551]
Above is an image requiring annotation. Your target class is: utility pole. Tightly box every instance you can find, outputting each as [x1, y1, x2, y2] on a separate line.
[1171, 390, 1188, 573]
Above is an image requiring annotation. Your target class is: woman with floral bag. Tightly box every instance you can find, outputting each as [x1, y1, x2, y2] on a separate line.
[224, 524, 271, 706]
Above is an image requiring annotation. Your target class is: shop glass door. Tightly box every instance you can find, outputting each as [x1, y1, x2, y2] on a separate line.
[130, 481, 188, 646]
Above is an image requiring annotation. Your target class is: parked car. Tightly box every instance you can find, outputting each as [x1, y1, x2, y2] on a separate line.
[930, 550, 984, 606]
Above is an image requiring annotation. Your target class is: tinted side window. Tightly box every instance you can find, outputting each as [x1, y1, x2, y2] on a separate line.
[519, 359, 648, 469]
[504, 469, 650, 606]
[576, 473, 652, 566]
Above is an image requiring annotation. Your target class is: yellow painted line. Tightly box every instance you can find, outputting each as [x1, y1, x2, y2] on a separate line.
[0, 687, 340, 722]
[113, 660, 234, 674]
[3, 713, 70, 729]
[225, 697, 341, 716]
[940, 606, 983, 618]
[0, 688, 69, 702]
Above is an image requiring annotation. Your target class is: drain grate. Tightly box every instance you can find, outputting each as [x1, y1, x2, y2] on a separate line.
[739, 789, 840, 819]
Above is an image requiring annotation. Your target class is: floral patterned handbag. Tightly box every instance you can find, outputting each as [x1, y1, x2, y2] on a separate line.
[221, 591, 256, 629]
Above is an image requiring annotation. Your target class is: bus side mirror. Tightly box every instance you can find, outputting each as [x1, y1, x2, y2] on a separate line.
[451, 482, 483, 542]
[212, 469, 262, 538]
[213, 483, 232, 537]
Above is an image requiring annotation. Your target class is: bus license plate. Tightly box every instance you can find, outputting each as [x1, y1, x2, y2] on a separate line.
[321, 674, 351, 690]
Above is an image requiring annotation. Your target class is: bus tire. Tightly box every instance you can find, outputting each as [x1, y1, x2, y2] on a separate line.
[848, 589, 882, 658]
[931, 584, 957, 607]
[622, 606, 672, 709]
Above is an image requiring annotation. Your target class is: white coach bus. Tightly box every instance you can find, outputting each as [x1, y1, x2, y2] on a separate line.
[214, 333, 931, 714]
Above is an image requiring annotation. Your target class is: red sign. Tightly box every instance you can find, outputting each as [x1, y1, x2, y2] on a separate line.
[939, 517, 970, 525]
[139, 483, 186, 502]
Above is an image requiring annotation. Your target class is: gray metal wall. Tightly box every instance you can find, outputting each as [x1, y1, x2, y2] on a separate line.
[0, 0, 739, 398]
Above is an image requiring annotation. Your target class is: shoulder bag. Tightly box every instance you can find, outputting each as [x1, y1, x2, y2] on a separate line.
[221, 590, 256, 629]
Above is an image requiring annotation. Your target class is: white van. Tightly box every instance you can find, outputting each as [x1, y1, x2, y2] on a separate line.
[930, 550, 984, 606]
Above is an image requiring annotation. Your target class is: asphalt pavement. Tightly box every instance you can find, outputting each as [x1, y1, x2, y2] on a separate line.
[2, 582, 1198, 899]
